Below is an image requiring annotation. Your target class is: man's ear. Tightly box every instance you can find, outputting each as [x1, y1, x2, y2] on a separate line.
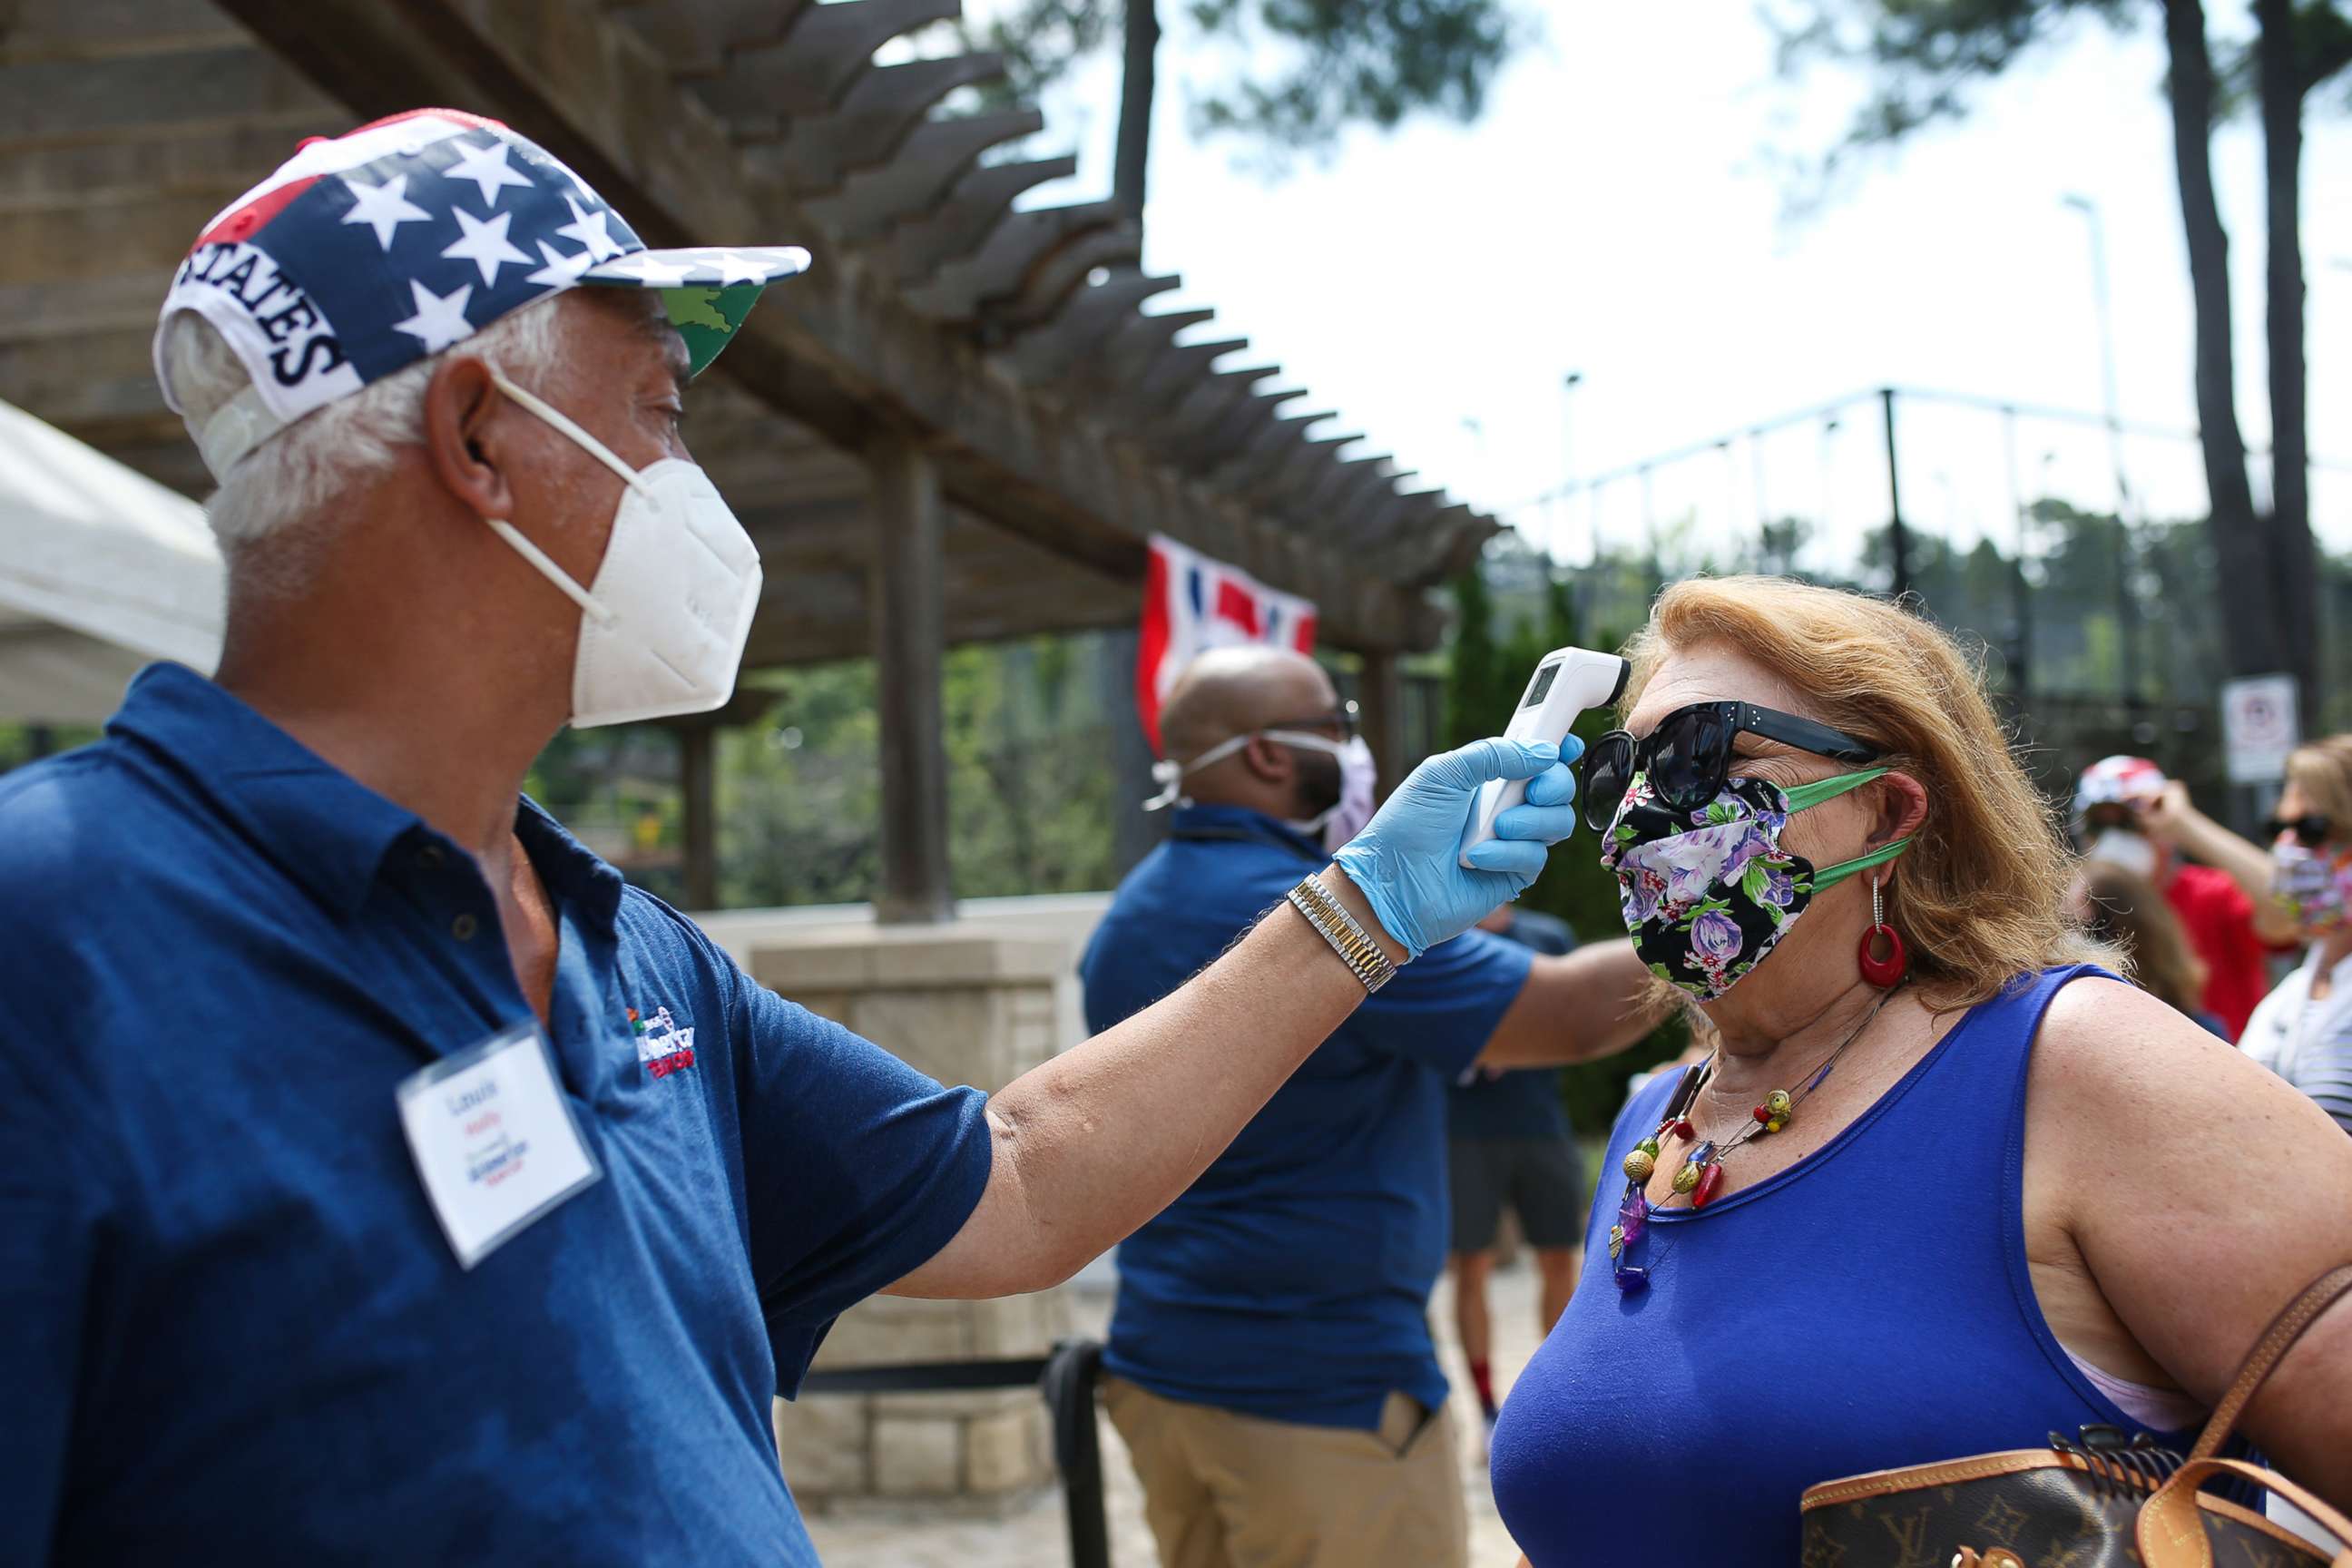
[1240, 735, 1292, 786]
[421, 356, 515, 523]
[1870, 769, 1930, 850]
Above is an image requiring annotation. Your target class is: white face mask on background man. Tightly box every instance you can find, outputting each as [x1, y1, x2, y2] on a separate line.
[1144, 728, 1379, 854]
[483, 371, 762, 729]
[1290, 734, 1377, 852]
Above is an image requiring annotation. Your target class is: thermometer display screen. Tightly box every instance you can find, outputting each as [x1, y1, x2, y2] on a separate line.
[1522, 662, 1560, 709]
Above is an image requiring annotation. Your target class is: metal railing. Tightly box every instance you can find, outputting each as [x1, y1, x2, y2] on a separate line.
[797, 1338, 1111, 1568]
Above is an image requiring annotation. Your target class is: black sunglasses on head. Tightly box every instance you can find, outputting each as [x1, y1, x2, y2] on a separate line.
[2265, 813, 2333, 848]
[1580, 701, 1883, 832]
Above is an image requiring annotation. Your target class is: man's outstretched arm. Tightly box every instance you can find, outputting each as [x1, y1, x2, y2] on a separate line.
[888, 737, 1581, 1300]
[1477, 938, 1669, 1069]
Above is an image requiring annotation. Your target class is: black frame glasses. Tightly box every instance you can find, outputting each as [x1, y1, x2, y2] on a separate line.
[1264, 700, 1359, 742]
[1580, 701, 1882, 832]
[2265, 813, 2333, 848]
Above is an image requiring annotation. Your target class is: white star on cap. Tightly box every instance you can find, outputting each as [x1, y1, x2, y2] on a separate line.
[602, 250, 691, 286]
[338, 172, 431, 251]
[442, 137, 533, 210]
[705, 248, 771, 286]
[524, 240, 595, 290]
[392, 278, 475, 353]
[554, 195, 625, 262]
[441, 207, 533, 286]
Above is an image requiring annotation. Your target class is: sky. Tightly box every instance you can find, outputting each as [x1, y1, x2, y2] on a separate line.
[916, 0, 2352, 578]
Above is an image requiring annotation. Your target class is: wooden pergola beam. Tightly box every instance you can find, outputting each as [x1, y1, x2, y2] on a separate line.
[606, 0, 816, 76]
[882, 154, 1076, 284]
[0, 43, 332, 147]
[694, 0, 958, 132]
[979, 224, 1142, 335]
[801, 110, 1043, 243]
[908, 201, 1126, 322]
[752, 53, 1009, 187]
[203, 0, 1459, 649]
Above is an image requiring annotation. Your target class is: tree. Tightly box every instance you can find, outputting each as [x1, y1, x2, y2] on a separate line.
[2251, 0, 2352, 724]
[965, 0, 1528, 219]
[1782, 0, 2347, 720]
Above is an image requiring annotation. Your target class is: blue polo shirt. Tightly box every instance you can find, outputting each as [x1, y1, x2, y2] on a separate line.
[1446, 908, 1577, 1141]
[1079, 805, 1534, 1430]
[0, 664, 993, 1566]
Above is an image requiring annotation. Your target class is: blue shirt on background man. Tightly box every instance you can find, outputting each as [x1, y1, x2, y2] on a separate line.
[0, 664, 994, 1566]
[1446, 909, 1577, 1142]
[1078, 804, 1533, 1430]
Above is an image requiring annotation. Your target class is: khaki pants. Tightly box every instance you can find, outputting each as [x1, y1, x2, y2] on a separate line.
[1102, 1376, 1469, 1568]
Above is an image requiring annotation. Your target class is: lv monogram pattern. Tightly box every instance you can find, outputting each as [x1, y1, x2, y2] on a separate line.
[1799, 1467, 2323, 1567]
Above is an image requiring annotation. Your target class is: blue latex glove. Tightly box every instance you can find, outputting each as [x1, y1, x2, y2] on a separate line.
[1330, 735, 1584, 959]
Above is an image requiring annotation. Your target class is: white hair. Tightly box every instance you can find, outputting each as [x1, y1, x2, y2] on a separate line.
[158, 296, 568, 593]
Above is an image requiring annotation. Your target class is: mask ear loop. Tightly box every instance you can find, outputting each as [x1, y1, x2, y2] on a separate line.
[478, 370, 645, 629]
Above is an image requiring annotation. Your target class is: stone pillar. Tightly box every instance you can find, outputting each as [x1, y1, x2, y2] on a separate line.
[867, 436, 955, 925]
[753, 927, 1073, 1507]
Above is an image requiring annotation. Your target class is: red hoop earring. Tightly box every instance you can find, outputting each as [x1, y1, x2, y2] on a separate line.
[1858, 871, 1909, 988]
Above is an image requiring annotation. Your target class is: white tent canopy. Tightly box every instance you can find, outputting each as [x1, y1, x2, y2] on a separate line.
[0, 398, 221, 725]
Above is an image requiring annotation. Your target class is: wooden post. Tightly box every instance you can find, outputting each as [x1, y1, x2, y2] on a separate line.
[868, 434, 956, 924]
[679, 721, 718, 912]
[1357, 649, 1407, 800]
[1104, 627, 1167, 877]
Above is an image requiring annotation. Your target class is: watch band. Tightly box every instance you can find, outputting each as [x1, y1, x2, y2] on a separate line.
[1287, 875, 1398, 994]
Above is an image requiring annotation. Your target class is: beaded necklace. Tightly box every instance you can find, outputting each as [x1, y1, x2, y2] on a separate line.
[1607, 988, 1900, 1294]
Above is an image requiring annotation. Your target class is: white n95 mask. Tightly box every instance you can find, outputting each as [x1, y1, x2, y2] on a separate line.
[483, 371, 761, 729]
[2082, 828, 2159, 879]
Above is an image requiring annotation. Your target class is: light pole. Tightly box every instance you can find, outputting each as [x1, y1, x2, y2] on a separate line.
[1818, 415, 1842, 540]
[2063, 192, 2141, 714]
[1562, 371, 1584, 566]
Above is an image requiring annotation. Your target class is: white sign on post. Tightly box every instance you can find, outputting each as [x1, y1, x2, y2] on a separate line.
[2221, 674, 2300, 784]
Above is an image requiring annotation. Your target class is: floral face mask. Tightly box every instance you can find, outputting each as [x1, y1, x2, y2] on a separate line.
[1601, 767, 1912, 1002]
[2271, 841, 2352, 935]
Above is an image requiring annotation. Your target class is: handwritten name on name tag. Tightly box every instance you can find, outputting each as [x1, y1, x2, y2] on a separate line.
[397, 1022, 600, 1269]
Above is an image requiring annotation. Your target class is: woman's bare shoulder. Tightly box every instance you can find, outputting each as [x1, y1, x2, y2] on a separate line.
[2030, 974, 2294, 1118]
[2021, 976, 2352, 1425]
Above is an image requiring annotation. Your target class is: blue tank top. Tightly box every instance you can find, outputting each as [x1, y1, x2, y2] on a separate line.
[1490, 965, 2190, 1564]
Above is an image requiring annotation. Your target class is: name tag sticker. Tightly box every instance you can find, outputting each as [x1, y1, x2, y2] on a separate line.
[396, 1022, 601, 1269]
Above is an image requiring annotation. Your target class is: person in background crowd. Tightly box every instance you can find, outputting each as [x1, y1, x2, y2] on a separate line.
[2074, 755, 2274, 1038]
[1081, 645, 1663, 1568]
[0, 112, 1601, 1568]
[2213, 737, 2352, 1136]
[2069, 862, 2228, 1035]
[1487, 578, 2352, 1567]
[1446, 904, 1588, 1452]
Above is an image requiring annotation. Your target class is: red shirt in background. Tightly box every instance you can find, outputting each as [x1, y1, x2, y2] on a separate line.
[2164, 863, 2271, 1040]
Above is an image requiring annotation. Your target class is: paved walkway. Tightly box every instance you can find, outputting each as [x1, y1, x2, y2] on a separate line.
[803, 1260, 1549, 1568]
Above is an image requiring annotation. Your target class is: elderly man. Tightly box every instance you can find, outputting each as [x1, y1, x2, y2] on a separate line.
[0, 113, 1584, 1565]
[1082, 647, 1658, 1568]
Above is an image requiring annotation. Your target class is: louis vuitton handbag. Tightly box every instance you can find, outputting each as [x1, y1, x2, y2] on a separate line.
[1798, 1266, 2352, 1567]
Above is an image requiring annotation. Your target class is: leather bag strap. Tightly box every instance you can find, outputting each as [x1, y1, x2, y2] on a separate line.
[2134, 1457, 2352, 1568]
[2189, 1264, 2352, 1461]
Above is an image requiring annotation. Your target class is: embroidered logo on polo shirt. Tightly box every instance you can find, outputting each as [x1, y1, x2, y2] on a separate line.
[627, 1005, 697, 1080]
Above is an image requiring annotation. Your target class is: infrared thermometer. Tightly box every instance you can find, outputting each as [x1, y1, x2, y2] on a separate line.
[1457, 646, 1629, 870]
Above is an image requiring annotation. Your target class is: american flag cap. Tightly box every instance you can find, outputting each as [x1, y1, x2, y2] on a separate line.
[2073, 754, 2168, 824]
[153, 108, 811, 479]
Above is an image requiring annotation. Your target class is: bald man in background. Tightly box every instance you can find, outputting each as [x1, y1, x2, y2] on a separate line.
[1078, 648, 1657, 1568]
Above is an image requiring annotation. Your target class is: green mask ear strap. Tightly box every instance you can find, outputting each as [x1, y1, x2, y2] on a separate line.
[1783, 766, 1890, 814]
[1814, 836, 1913, 893]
